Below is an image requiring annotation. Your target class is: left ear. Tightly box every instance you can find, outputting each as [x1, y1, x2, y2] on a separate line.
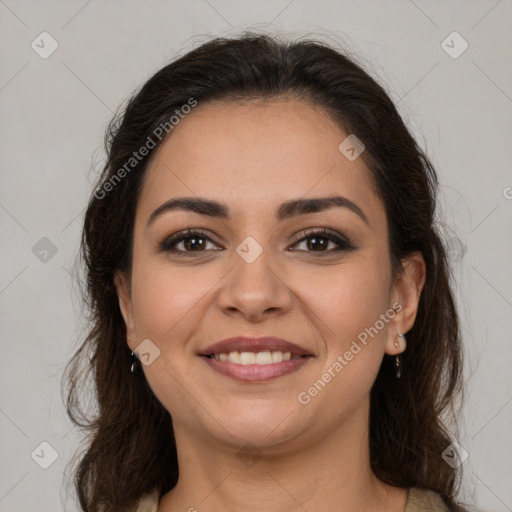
[385, 251, 426, 355]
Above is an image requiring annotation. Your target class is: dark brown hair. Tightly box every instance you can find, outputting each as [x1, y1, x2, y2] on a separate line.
[63, 32, 468, 511]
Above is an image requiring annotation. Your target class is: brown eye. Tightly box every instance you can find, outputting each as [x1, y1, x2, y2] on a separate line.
[290, 228, 355, 254]
[180, 235, 207, 251]
[160, 229, 220, 256]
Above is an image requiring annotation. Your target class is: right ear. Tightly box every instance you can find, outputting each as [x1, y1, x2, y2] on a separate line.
[114, 270, 136, 351]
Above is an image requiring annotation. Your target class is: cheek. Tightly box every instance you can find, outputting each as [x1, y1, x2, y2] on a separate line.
[309, 258, 392, 397]
[306, 258, 389, 335]
[130, 254, 222, 344]
[297, 263, 391, 414]
[333, 264, 391, 366]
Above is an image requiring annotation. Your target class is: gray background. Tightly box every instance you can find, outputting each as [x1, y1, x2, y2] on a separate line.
[1, 1, 511, 511]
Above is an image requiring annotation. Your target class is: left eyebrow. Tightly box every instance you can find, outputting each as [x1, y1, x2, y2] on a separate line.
[146, 195, 370, 228]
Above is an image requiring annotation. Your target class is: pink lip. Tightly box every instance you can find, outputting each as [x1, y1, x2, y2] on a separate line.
[201, 355, 312, 382]
[198, 336, 313, 357]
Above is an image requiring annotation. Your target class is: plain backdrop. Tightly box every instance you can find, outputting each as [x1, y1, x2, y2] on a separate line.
[1, 1, 511, 511]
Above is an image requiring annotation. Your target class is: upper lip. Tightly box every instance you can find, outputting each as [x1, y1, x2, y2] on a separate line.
[198, 337, 314, 357]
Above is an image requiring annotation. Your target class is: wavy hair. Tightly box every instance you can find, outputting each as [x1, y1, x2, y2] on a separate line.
[63, 32, 468, 511]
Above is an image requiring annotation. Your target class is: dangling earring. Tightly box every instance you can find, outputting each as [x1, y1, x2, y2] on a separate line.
[394, 333, 406, 379]
[395, 354, 402, 379]
[130, 351, 137, 373]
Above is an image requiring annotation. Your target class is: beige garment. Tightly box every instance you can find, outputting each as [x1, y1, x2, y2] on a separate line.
[405, 487, 451, 511]
[134, 488, 159, 512]
[135, 486, 451, 511]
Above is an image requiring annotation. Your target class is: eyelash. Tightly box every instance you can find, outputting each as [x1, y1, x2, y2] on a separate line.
[159, 228, 356, 258]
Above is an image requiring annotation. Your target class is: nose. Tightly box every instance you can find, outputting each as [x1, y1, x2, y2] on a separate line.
[216, 242, 293, 322]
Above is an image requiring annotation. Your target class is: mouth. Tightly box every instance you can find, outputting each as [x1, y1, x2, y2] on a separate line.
[198, 336, 314, 358]
[200, 353, 313, 382]
[198, 337, 314, 382]
[204, 350, 306, 364]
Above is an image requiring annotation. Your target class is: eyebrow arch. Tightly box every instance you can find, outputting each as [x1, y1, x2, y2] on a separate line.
[146, 195, 369, 228]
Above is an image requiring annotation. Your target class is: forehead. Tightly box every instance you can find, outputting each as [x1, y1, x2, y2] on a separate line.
[136, 98, 385, 228]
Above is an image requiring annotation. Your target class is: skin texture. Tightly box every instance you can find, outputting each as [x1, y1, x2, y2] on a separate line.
[115, 98, 426, 512]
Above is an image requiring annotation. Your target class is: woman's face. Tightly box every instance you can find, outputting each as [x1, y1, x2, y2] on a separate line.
[115, 98, 422, 453]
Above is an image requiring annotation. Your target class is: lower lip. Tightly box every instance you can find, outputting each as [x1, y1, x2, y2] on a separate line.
[200, 355, 313, 382]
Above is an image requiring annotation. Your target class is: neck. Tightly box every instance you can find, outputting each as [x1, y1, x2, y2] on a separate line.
[158, 399, 408, 512]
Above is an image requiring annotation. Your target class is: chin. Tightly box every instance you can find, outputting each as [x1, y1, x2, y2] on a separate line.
[212, 401, 305, 445]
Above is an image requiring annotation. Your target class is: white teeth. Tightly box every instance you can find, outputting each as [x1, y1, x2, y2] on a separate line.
[240, 352, 256, 365]
[211, 350, 301, 365]
[272, 351, 283, 363]
[255, 351, 272, 364]
[227, 352, 241, 364]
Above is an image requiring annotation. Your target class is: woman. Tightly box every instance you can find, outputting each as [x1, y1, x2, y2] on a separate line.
[63, 33, 470, 511]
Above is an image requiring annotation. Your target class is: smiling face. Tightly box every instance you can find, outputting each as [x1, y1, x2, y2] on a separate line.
[115, 97, 423, 453]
